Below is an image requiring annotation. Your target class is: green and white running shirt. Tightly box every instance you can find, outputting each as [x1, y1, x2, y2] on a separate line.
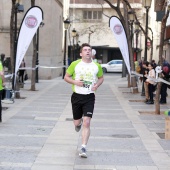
[66, 59, 103, 94]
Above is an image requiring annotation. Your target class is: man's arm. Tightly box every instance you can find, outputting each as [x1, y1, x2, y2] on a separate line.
[64, 73, 83, 87]
[91, 76, 104, 91]
[0, 71, 5, 87]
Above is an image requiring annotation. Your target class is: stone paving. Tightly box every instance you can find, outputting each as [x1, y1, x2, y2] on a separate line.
[0, 74, 170, 170]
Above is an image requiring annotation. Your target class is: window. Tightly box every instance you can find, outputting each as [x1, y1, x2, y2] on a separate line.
[117, 61, 122, 64]
[83, 10, 102, 21]
[109, 61, 116, 65]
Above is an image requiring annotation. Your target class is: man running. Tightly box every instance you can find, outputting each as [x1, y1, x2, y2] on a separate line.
[64, 43, 104, 158]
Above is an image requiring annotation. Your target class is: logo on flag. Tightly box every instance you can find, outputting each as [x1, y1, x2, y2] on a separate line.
[25, 15, 38, 28]
[113, 24, 123, 35]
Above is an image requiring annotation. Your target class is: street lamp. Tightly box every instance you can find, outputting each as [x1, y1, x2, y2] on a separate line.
[143, 0, 152, 61]
[72, 28, 77, 61]
[62, 19, 70, 79]
[36, 22, 44, 83]
[12, 0, 24, 91]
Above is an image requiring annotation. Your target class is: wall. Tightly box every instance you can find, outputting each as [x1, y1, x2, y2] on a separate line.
[25, 0, 63, 79]
[0, 0, 64, 79]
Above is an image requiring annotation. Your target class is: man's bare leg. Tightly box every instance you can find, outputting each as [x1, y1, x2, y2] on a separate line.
[79, 116, 91, 158]
[82, 116, 91, 145]
[74, 118, 83, 132]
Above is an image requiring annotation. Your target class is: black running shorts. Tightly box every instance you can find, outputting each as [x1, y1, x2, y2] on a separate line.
[71, 92, 95, 120]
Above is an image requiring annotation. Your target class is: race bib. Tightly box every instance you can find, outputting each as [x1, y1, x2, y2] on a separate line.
[82, 80, 93, 90]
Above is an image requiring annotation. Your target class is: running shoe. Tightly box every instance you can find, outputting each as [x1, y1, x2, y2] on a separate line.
[79, 147, 87, 158]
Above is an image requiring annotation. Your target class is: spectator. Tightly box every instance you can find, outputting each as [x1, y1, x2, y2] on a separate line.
[134, 59, 141, 73]
[0, 54, 5, 65]
[151, 60, 157, 69]
[145, 63, 156, 104]
[142, 61, 149, 102]
[92, 49, 98, 62]
[0, 59, 5, 122]
[19, 59, 26, 83]
[160, 66, 170, 104]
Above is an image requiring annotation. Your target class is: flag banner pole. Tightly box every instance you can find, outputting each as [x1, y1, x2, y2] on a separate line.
[109, 16, 131, 75]
[14, 6, 43, 88]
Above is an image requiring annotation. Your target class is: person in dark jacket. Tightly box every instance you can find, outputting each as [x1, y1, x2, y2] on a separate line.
[19, 59, 26, 83]
[160, 66, 170, 104]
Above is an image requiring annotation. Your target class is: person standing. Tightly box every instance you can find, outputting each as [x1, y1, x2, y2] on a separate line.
[145, 63, 156, 104]
[142, 61, 149, 102]
[160, 66, 170, 104]
[0, 60, 5, 122]
[92, 49, 97, 62]
[19, 59, 26, 83]
[64, 43, 104, 158]
[151, 60, 157, 69]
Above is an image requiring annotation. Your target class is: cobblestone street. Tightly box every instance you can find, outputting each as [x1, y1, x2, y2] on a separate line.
[0, 74, 170, 170]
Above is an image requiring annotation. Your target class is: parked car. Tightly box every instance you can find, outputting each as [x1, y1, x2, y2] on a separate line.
[101, 60, 123, 73]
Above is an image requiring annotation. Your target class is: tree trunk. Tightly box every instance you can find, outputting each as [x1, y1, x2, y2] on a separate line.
[155, 9, 169, 114]
[10, 0, 20, 98]
[155, 82, 161, 115]
[10, 0, 15, 74]
[122, 1, 138, 92]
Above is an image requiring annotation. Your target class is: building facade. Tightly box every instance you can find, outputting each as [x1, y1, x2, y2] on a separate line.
[0, 0, 65, 79]
[69, 0, 161, 64]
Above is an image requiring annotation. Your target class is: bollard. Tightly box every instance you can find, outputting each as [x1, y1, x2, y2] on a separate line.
[165, 117, 170, 139]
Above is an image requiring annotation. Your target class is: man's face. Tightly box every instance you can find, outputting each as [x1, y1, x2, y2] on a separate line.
[80, 46, 92, 60]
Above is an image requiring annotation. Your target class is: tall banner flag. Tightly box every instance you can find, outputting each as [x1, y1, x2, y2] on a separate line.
[14, 6, 43, 86]
[109, 16, 131, 75]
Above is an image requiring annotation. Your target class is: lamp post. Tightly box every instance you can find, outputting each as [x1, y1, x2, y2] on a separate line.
[12, 0, 24, 91]
[71, 28, 77, 61]
[134, 21, 140, 61]
[148, 27, 153, 62]
[143, 0, 152, 62]
[36, 22, 44, 83]
[128, 10, 135, 45]
[62, 19, 70, 79]
[134, 20, 145, 96]
[75, 33, 79, 60]
[76, 33, 79, 46]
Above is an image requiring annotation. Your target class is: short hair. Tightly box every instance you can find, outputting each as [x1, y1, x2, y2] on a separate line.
[143, 61, 149, 66]
[148, 63, 154, 68]
[80, 43, 92, 52]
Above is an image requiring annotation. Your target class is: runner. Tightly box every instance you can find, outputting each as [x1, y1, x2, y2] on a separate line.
[64, 43, 104, 158]
[0, 60, 5, 122]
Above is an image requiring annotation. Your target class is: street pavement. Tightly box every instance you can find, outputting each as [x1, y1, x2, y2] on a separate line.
[0, 74, 170, 170]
